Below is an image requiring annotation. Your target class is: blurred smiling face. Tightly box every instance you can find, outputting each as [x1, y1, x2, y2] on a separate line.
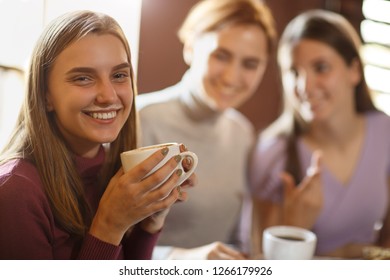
[286, 39, 360, 123]
[188, 24, 269, 111]
[46, 34, 133, 157]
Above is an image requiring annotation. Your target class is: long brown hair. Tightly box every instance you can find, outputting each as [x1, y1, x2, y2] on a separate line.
[0, 11, 137, 237]
[264, 9, 377, 183]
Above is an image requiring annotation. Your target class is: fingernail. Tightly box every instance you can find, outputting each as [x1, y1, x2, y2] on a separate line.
[185, 157, 192, 166]
[175, 169, 183, 176]
[174, 155, 181, 163]
[161, 147, 169, 156]
[176, 186, 182, 199]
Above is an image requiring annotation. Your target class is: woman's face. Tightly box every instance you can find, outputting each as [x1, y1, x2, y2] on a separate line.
[286, 39, 360, 122]
[47, 34, 133, 157]
[188, 24, 269, 111]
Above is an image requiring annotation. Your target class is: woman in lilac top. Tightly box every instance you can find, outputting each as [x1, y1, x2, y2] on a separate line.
[244, 10, 390, 258]
[0, 11, 196, 260]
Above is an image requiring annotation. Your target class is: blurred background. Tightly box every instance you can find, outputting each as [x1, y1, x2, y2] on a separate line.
[1, 0, 389, 149]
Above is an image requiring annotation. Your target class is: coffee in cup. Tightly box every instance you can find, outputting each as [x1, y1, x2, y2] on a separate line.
[120, 142, 198, 187]
[262, 225, 317, 260]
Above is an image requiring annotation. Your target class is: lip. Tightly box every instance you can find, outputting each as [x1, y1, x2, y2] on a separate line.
[220, 85, 241, 95]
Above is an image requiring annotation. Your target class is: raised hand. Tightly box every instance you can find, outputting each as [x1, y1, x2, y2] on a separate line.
[280, 150, 323, 229]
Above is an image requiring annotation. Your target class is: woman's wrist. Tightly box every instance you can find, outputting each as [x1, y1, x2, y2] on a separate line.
[140, 209, 170, 233]
[140, 216, 164, 234]
[89, 215, 125, 246]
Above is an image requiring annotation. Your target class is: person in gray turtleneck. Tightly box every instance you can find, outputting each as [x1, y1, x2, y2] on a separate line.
[136, 0, 276, 259]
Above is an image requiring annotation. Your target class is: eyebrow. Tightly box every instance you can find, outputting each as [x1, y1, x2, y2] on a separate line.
[113, 62, 132, 71]
[216, 47, 264, 62]
[65, 62, 131, 75]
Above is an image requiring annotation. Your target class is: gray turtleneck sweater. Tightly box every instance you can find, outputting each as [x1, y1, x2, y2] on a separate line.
[136, 73, 255, 256]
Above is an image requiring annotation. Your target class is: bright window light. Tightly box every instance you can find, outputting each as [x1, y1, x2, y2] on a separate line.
[362, 44, 390, 68]
[361, 20, 390, 45]
[365, 65, 390, 94]
[361, 0, 390, 114]
[363, 0, 390, 24]
[374, 92, 390, 116]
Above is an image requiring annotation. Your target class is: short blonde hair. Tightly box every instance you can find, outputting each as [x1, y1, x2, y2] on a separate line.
[178, 0, 276, 54]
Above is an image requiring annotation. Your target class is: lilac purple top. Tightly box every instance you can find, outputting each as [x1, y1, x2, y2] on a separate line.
[247, 111, 390, 254]
[0, 146, 159, 259]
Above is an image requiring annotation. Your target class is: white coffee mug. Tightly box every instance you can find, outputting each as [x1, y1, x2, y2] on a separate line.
[120, 142, 198, 187]
[262, 225, 317, 260]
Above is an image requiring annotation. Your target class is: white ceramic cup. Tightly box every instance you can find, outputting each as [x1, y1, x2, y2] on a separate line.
[120, 142, 198, 187]
[262, 225, 317, 260]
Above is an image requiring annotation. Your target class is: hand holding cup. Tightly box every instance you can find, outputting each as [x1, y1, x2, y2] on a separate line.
[89, 143, 198, 244]
[120, 142, 198, 189]
[121, 143, 198, 232]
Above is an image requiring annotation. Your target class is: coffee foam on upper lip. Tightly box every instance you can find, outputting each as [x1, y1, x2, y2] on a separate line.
[83, 105, 122, 112]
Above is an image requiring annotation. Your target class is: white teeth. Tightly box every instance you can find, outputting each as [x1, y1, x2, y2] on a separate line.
[90, 111, 117, 120]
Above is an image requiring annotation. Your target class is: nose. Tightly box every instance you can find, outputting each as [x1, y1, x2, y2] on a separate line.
[222, 61, 241, 91]
[96, 78, 117, 104]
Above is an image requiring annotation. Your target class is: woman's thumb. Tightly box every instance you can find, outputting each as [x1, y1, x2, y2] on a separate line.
[306, 150, 322, 177]
[280, 171, 296, 194]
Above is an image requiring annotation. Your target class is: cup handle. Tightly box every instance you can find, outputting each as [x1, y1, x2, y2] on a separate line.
[177, 151, 198, 185]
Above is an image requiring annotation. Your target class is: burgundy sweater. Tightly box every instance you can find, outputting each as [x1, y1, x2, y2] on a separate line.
[0, 147, 159, 260]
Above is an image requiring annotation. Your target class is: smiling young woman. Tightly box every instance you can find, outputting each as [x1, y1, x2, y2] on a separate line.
[0, 10, 196, 260]
[137, 0, 276, 260]
[245, 9, 390, 259]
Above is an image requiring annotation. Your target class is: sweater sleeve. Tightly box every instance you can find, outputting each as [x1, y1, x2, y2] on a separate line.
[122, 225, 161, 260]
[77, 234, 122, 259]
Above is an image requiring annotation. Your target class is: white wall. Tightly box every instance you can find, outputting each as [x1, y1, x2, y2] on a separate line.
[0, 0, 44, 69]
[0, 0, 142, 70]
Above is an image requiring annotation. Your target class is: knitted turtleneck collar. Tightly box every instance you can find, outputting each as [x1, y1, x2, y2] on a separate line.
[178, 71, 223, 122]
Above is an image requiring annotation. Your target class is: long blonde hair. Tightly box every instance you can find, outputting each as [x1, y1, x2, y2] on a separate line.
[0, 11, 137, 237]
